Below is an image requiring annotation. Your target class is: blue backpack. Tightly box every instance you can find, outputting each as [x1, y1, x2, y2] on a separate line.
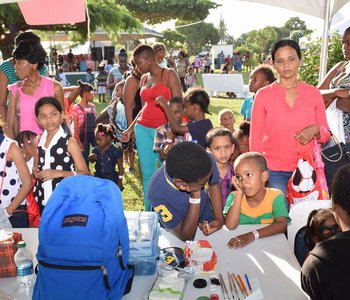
[33, 175, 131, 300]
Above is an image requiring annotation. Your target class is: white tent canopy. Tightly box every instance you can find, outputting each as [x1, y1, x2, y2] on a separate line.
[239, 0, 349, 82]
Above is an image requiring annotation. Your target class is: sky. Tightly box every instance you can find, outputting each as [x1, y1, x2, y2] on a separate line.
[153, 0, 350, 39]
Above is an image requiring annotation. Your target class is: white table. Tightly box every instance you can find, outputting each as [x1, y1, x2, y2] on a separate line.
[0, 226, 307, 300]
[202, 74, 249, 98]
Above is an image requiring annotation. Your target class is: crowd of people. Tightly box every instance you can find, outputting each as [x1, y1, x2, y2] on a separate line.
[1, 27, 350, 299]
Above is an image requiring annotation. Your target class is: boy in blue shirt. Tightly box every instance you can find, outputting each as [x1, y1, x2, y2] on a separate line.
[148, 142, 223, 241]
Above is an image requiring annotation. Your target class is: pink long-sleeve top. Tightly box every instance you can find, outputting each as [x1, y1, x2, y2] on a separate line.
[250, 81, 330, 172]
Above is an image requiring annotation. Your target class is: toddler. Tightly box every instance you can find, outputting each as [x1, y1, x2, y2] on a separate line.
[153, 96, 185, 161]
[185, 66, 196, 90]
[224, 152, 289, 248]
[240, 65, 275, 121]
[304, 208, 340, 251]
[156, 88, 213, 148]
[96, 65, 108, 102]
[89, 123, 124, 191]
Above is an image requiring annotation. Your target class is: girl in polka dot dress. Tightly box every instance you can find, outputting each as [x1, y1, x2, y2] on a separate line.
[33, 97, 89, 213]
[0, 122, 32, 228]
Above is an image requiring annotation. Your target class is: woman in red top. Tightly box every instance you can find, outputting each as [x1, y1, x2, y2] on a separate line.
[250, 39, 330, 208]
[123, 44, 182, 211]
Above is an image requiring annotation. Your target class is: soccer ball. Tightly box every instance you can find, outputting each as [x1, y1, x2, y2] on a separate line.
[292, 159, 316, 193]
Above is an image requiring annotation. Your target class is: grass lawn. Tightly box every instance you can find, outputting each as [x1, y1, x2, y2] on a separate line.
[93, 72, 247, 210]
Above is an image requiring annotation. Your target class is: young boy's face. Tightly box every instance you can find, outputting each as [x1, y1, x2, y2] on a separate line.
[220, 112, 235, 130]
[169, 103, 184, 123]
[209, 135, 234, 165]
[174, 171, 212, 193]
[234, 158, 268, 198]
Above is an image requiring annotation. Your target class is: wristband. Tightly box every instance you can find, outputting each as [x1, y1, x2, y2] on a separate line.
[72, 170, 77, 176]
[165, 138, 173, 144]
[118, 175, 123, 179]
[4, 208, 11, 218]
[252, 230, 259, 240]
[189, 197, 201, 204]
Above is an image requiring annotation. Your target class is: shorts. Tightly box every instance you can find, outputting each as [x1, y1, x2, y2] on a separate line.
[97, 86, 107, 94]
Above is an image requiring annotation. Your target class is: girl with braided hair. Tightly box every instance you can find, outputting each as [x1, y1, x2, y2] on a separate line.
[89, 123, 124, 190]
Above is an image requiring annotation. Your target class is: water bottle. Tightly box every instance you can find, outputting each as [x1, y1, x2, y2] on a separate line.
[14, 241, 35, 287]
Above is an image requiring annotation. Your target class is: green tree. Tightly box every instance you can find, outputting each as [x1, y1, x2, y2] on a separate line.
[299, 32, 343, 86]
[160, 29, 187, 52]
[282, 17, 312, 39]
[177, 22, 220, 55]
[118, 0, 219, 24]
[218, 15, 227, 45]
[0, 0, 141, 59]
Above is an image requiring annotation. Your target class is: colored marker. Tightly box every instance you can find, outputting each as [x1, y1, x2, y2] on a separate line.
[237, 274, 249, 297]
[244, 274, 252, 293]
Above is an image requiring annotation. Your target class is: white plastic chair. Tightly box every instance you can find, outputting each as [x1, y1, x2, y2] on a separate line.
[287, 200, 332, 253]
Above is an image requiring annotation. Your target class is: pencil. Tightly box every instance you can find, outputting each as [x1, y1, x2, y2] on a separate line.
[227, 272, 235, 299]
[237, 274, 249, 297]
[218, 274, 227, 300]
[229, 273, 240, 300]
[244, 273, 252, 293]
[219, 273, 229, 300]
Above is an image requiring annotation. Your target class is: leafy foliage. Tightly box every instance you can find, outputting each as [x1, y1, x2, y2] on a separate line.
[299, 32, 343, 86]
[0, 0, 141, 59]
[176, 22, 220, 55]
[118, 0, 219, 24]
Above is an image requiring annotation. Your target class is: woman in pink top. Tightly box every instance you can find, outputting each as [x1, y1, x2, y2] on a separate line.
[250, 39, 330, 207]
[7, 40, 63, 139]
[122, 44, 182, 210]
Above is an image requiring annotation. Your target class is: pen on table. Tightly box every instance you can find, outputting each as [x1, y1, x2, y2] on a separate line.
[232, 273, 246, 298]
[218, 274, 227, 300]
[229, 272, 239, 300]
[244, 273, 252, 294]
[219, 273, 229, 300]
[237, 274, 249, 297]
[227, 272, 235, 299]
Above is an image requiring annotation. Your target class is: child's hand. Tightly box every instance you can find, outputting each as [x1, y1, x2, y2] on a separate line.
[33, 165, 40, 179]
[227, 232, 255, 249]
[89, 153, 97, 163]
[163, 144, 173, 156]
[37, 169, 62, 181]
[166, 130, 176, 140]
[232, 176, 244, 196]
[200, 220, 223, 236]
[121, 130, 131, 143]
[155, 96, 167, 108]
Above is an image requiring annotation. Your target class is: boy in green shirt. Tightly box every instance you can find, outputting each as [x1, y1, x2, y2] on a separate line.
[224, 152, 289, 249]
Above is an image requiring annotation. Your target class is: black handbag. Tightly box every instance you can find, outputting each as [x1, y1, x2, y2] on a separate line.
[321, 134, 350, 193]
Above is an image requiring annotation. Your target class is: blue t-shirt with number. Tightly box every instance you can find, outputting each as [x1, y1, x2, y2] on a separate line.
[148, 153, 219, 229]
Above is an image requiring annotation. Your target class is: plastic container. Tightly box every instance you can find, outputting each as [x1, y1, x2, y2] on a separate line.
[14, 241, 35, 287]
[128, 242, 160, 276]
[126, 211, 160, 257]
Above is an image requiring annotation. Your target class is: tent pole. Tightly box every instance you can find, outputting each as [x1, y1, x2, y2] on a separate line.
[319, 0, 331, 84]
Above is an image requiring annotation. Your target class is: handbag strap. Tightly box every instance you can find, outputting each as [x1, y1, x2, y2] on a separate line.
[321, 133, 343, 163]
